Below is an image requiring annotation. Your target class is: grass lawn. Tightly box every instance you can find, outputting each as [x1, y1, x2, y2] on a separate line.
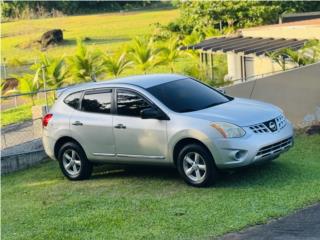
[1, 104, 33, 127]
[1, 9, 179, 64]
[2, 134, 320, 239]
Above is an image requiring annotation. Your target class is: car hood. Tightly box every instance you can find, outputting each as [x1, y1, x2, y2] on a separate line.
[184, 98, 282, 126]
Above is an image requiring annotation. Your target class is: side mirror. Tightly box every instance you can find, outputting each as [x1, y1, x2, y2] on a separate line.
[217, 88, 226, 94]
[140, 108, 166, 120]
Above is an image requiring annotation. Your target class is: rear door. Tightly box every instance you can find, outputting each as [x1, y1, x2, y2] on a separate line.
[70, 88, 115, 160]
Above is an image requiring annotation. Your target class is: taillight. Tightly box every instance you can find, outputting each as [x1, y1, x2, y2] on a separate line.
[42, 114, 53, 127]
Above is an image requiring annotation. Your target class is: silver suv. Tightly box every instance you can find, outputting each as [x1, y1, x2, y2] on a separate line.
[43, 74, 294, 187]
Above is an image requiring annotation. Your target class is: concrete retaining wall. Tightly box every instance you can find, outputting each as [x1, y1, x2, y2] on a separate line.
[224, 62, 320, 127]
[1, 138, 48, 175]
[1, 150, 48, 174]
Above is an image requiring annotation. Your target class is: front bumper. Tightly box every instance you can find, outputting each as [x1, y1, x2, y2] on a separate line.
[211, 122, 294, 169]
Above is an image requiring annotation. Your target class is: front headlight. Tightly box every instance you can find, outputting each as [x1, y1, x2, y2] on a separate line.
[211, 122, 246, 138]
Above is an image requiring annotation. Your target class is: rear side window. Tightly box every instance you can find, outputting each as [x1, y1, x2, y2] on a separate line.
[117, 90, 150, 117]
[64, 92, 82, 109]
[81, 90, 112, 114]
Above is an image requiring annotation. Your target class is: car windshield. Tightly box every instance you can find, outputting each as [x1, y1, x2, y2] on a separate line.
[146, 78, 232, 113]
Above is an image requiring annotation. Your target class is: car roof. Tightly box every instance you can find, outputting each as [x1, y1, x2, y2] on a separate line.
[100, 73, 186, 88]
[57, 74, 187, 98]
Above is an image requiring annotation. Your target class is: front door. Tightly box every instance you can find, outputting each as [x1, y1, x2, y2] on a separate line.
[113, 89, 167, 162]
[70, 89, 115, 160]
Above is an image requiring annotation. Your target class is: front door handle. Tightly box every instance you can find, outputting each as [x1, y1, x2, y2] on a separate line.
[72, 121, 83, 126]
[114, 124, 126, 129]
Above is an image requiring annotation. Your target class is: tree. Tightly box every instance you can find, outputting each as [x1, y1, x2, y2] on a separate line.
[266, 49, 288, 71]
[31, 54, 67, 88]
[182, 31, 203, 46]
[268, 40, 320, 69]
[169, 1, 320, 35]
[1, 1, 169, 19]
[13, 74, 40, 105]
[127, 36, 163, 74]
[301, 39, 320, 64]
[67, 39, 105, 83]
[103, 50, 132, 78]
[160, 37, 183, 73]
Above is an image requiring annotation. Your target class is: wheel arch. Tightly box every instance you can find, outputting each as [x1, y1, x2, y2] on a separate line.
[172, 138, 215, 167]
[54, 136, 84, 159]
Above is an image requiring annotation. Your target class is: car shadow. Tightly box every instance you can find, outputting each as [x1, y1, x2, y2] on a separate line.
[215, 161, 297, 188]
[91, 164, 181, 182]
[90, 160, 297, 188]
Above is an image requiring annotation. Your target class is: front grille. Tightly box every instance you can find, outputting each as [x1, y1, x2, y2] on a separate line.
[275, 115, 287, 130]
[249, 124, 270, 133]
[250, 115, 287, 134]
[256, 137, 293, 158]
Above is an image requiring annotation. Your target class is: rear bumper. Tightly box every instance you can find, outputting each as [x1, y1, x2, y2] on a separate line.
[42, 129, 56, 160]
[211, 122, 294, 169]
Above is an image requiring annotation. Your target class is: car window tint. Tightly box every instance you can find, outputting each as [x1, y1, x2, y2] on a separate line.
[64, 92, 82, 109]
[117, 90, 150, 117]
[82, 91, 112, 114]
[147, 78, 230, 113]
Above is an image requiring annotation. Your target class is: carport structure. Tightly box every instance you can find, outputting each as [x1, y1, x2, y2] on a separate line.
[182, 35, 307, 82]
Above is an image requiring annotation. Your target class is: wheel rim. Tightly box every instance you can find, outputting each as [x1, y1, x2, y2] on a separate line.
[183, 152, 207, 183]
[62, 149, 81, 176]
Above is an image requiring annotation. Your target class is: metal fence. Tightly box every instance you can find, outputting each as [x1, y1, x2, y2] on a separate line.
[1, 89, 57, 156]
[1, 117, 42, 150]
[1, 89, 56, 110]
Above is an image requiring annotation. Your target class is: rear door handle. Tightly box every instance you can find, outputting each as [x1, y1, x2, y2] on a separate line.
[72, 121, 83, 126]
[114, 124, 126, 129]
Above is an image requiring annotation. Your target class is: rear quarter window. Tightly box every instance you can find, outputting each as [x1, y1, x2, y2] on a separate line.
[64, 92, 82, 109]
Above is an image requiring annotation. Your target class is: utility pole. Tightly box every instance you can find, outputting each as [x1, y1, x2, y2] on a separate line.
[3, 57, 7, 79]
[42, 64, 48, 111]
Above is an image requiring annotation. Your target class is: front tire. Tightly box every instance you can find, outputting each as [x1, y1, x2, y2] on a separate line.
[177, 144, 218, 187]
[58, 142, 92, 180]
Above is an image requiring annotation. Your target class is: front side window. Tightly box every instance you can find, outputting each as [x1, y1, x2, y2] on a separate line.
[117, 90, 150, 117]
[81, 90, 112, 114]
[147, 78, 231, 113]
[64, 92, 82, 109]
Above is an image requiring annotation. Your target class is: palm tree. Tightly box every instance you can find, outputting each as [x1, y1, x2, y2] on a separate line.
[127, 36, 162, 74]
[103, 50, 132, 77]
[268, 40, 320, 69]
[266, 49, 288, 71]
[160, 37, 183, 73]
[283, 48, 308, 66]
[303, 39, 320, 63]
[67, 39, 105, 83]
[31, 54, 67, 88]
[13, 74, 40, 105]
[182, 31, 203, 47]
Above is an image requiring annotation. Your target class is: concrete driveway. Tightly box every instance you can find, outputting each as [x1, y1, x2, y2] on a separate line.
[219, 204, 320, 240]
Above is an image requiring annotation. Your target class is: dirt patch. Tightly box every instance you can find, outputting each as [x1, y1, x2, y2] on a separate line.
[305, 124, 320, 135]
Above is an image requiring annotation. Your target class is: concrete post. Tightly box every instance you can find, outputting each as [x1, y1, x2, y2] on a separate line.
[31, 105, 47, 139]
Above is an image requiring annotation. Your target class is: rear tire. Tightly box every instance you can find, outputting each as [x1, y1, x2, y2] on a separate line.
[58, 142, 92, 180]
[177, 143, 218, 187]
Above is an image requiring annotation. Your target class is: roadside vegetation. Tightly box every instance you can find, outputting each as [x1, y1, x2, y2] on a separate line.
[1, 1, 172, 20]
[2, 134, 320, 239]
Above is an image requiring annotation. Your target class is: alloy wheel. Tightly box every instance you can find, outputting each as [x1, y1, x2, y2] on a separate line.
[182, 152, 207, 183]
[62, 149, 81, 176]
